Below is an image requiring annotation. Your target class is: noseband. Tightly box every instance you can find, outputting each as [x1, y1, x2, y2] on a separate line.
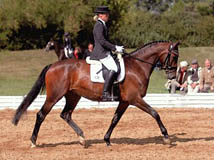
[160, 44, 179, 71]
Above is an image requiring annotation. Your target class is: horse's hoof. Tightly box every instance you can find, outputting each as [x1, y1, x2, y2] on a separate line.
[106, 143, 112, 147]
[163, 137, 171, 144]
[105, 140, 111, 147]
[31, 143, 37, 148]
[79, 136, 86, 147]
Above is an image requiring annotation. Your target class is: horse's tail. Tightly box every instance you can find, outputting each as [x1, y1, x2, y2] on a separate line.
[12, 64, 51, 126]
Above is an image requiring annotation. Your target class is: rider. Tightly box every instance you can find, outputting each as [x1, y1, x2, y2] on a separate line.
[64, 32, 74, 58]
[90, 6, 124, 101]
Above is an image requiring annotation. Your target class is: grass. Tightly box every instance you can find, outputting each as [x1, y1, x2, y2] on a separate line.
[0, 47, 214, 95]
[0, 49, 57, 95]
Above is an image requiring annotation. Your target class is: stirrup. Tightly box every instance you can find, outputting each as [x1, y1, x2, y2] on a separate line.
[101, 92, 118, 102]
[102, 92, 112, 101]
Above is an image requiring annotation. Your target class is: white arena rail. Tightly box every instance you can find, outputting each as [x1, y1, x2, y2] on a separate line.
[1, 93, 214, 110]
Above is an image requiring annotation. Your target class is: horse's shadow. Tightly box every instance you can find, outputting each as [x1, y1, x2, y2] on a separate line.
[37, 133, 214, 148]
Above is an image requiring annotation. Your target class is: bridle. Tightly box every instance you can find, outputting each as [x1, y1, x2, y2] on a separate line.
[123, 43, 179, 71]
[160, 44, 179, 71]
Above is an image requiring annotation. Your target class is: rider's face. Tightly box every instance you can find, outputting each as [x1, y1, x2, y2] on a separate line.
[99, 13, 109, 22]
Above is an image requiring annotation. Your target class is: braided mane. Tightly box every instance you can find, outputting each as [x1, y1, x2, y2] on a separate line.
[129, 40, 170, 55]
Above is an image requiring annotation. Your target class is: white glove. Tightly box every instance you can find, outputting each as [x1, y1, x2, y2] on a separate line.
[115, 45, 124, 53]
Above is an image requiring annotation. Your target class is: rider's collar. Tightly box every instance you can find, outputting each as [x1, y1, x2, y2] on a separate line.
[98, 18, 106, 26]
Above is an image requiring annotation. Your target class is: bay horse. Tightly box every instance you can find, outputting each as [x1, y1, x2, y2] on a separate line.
[12, 41, 179, 148]
[45, 40, 66, 61]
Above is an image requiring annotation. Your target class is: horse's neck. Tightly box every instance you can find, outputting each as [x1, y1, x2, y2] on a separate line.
[54, 43, 61, 57]
[135, 48, 159, 65]
[140, 46, 162, 61]
[129, 46, 163, 78]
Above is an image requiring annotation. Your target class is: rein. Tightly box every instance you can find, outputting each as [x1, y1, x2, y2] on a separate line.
[123, 51, 154, 66]
[122, 43, 179, 71]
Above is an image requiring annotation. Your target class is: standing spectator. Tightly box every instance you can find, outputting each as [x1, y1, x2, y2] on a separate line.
[187, 59, 201, 93]
[170, 61, 189, 94]
[199, 59, 214, 92]
[83, 43, 94, 59]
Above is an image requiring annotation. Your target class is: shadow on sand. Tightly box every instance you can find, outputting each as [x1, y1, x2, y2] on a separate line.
[37, 133, 214, 148]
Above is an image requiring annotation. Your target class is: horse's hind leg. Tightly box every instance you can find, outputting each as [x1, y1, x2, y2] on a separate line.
[133, 98, 170, 144]
[104, 101, 129, 146]
[30, 97, 61, 148]
[60, 92, 85, 146]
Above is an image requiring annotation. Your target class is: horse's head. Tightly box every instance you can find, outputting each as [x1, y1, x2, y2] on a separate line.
[45, 40, 55, 52]
[158, 42, 180, 80]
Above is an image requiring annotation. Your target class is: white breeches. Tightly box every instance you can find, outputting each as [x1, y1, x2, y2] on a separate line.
[187, 85, 200, 93]
[99, 54, 118, 72]
[64, 47, 73, 58]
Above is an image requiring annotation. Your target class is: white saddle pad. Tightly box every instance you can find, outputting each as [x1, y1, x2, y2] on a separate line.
[86, 55, 125, 83]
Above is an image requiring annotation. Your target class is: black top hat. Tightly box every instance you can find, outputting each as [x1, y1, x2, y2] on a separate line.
[95, 6, 110, 14]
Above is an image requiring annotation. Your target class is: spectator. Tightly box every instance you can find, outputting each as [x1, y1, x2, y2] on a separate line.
[83, 43, 94, 59]
[187, 59, 201, 93]
[199, 59, 214, 92]
[73, 47, 81, 59]
[169, 61, 189, 94]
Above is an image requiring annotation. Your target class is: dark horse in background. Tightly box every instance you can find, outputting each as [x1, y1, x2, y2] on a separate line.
[45, 40, 66, 61]
[12, 41, 179, 148]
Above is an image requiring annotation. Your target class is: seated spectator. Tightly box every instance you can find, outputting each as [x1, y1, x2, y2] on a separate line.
[169, 61, 189, 94]
[187, 59, 201, 93]
[83, 43, 93, 59]
[199, 59, 214, 92]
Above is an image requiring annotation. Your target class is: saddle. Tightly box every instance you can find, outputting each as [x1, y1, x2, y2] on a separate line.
[86, 54, 125, 101]
[86, 54, 125, 83]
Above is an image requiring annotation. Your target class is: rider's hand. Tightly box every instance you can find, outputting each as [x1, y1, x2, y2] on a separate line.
[116, 45, 124, 53]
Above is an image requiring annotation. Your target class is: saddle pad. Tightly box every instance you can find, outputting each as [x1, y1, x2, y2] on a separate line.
[86, 57, 125, 83]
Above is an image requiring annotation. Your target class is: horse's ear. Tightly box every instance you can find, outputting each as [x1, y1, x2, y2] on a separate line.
[169, 42, 180, 51]
[172, 42, 180, 48]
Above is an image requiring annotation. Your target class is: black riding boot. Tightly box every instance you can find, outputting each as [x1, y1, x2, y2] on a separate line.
[102, 70, 117, 101]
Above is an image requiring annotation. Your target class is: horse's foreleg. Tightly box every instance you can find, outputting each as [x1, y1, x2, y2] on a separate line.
[60, 93, 85, 146]
[104, 101, 129, 146]
[133, 98, 170, 144]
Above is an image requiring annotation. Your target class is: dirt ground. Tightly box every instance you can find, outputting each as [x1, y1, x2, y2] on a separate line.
[1, 107, 214, 160]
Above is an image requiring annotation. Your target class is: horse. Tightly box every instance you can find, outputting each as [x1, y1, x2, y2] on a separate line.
[45, 40, 66, 61]
[12, 41, 179, 148]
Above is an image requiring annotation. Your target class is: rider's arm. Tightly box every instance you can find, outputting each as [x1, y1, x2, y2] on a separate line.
[94, 23, 116, 51]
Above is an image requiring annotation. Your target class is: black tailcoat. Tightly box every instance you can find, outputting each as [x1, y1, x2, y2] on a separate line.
[90, 20, 116, 60]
